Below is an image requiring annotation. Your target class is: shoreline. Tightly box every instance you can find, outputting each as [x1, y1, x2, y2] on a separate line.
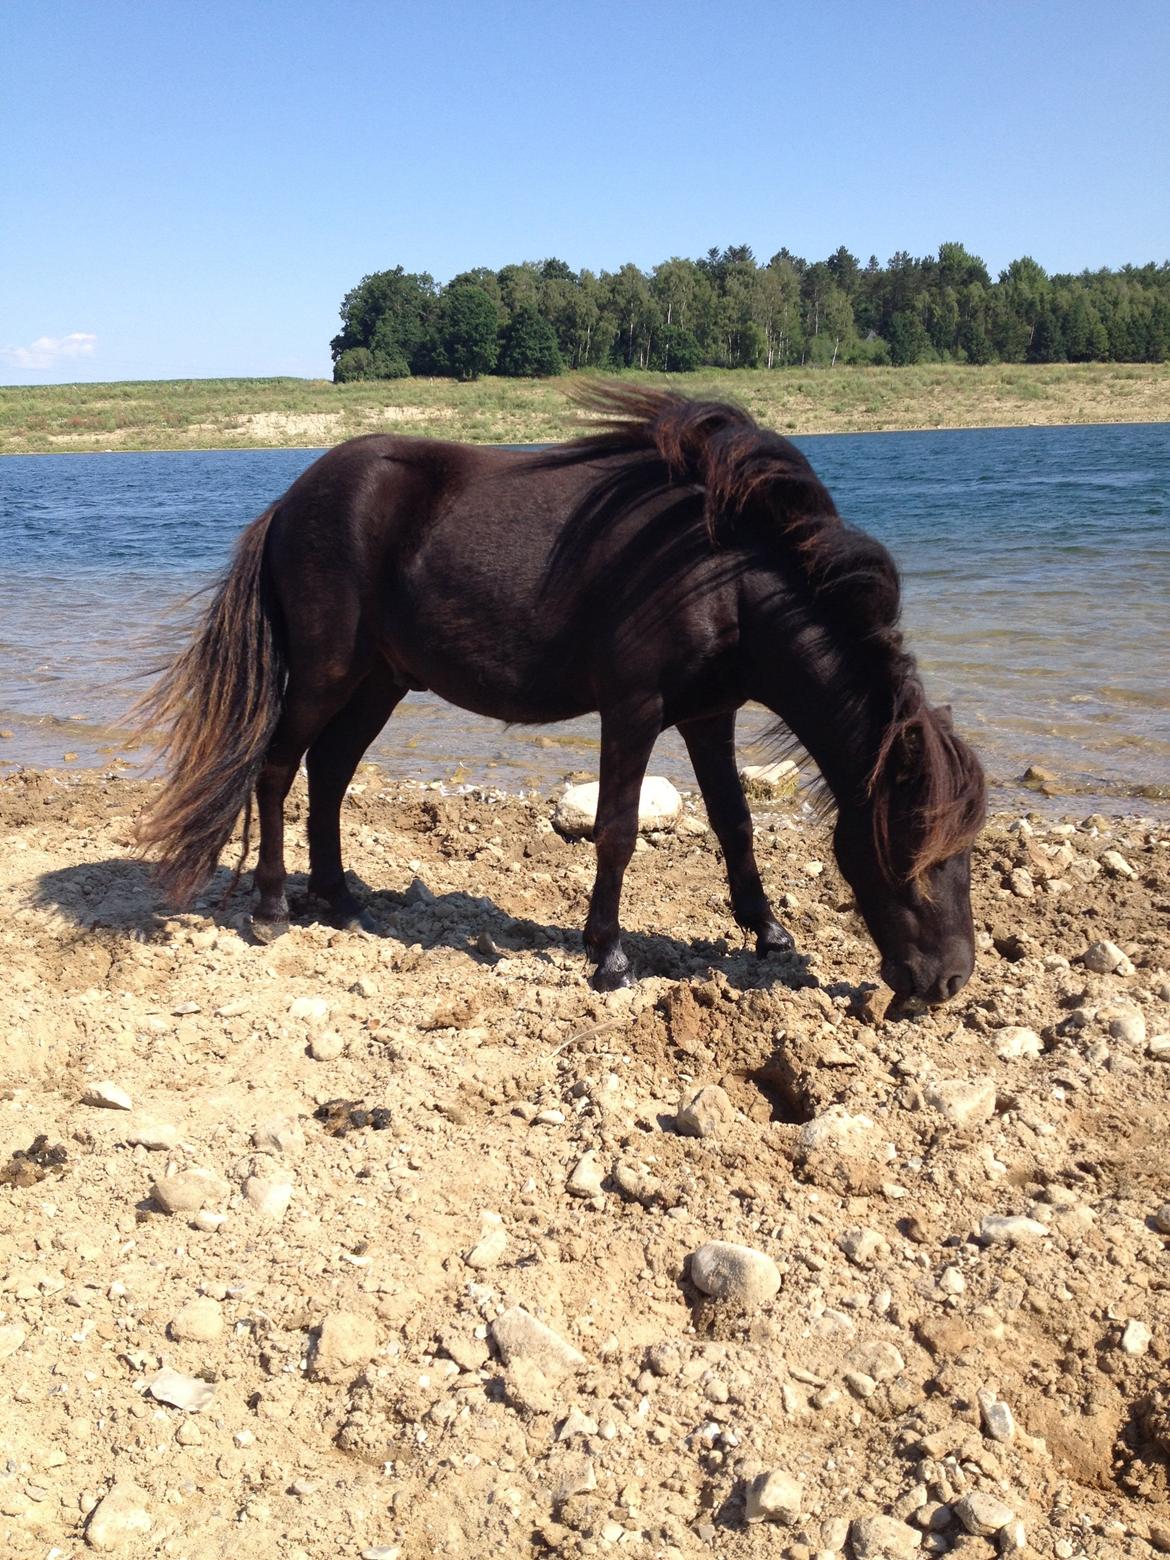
[3, 363, 1168, 454]
[6, 411, 1170, 459]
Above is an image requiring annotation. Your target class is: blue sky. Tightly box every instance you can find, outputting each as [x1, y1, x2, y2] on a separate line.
[3, 0, 1168, 384]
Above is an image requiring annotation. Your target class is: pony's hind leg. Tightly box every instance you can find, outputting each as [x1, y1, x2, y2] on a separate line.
[305, 665, 406, 929]
[583, 700, 662, 990]
[251, 675, 359, 941]
[679, 712, 793, 958]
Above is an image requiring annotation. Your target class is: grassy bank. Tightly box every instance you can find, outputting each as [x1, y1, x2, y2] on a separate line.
[2, 362, 1168, 453]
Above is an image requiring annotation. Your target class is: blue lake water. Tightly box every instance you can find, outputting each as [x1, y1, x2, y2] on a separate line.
[1, 423, 1168, 809]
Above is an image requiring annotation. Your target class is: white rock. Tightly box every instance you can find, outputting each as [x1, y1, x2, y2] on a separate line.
[690, 1241, 781, 1308]
[846, 1340, 905, 1382]
[1105, 1007, 1147, 1046]
[557, 1404, 599, 1439]
[923, 1076, 996, 1127]
[244, 1175, 293, 1219]
[838, 1226, 888, 1265]
[1101, 849, 1136, 878]
[954, 1492, 1016, 1536]
[309, 1029, 345, 1061]
[939, 1266, 966, 1295]
[978, 1389, 1016, 1442]
[849, 1514, 922, 1558]
[979, 1214, 1049, 1245]
[1081, 940, 1133, 975]
[566, 1153, 604, 1199]
[1148, 1035, 1170, 1061]
[740, 759, 799, 795]
[288, 995, 329, 1025]
[553, 776, 681, 838]
[83, 1080, 132, 1111]
[998, 1517, 1028, 1554]
[675, 1083, 735, 1138]
[798, 1106, 877, 1154]
[996, 1026, 1043, 1060]
[311, 1311, 379, 1380]
[465, 1222, 508, 1269]
[85, 1481, 153, 1550]
[151, 1167, 229, 1215]
[744, 1468, 802, 1525]
[1121, 1319, 1152, 1356]
[124, 1118, 179, 1150]
[148, 1367, 215, 1412]
[252, 1115, 306, 1154]
[169, 1297, 223, 1342]
[0, 1323, 26, 1358]
[491, 1305, 585, 1377]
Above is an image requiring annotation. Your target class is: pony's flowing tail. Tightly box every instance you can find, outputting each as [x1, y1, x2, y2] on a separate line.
[133, 505, 284, 905]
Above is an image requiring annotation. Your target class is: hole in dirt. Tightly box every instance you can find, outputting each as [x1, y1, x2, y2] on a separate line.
[743, 1061, 814, 1125]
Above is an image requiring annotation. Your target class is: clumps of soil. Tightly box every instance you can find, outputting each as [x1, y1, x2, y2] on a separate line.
[1, 766, 1168, 1558]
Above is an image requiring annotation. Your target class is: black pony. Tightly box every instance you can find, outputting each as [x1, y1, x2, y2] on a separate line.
[137, 385, 985, 1000]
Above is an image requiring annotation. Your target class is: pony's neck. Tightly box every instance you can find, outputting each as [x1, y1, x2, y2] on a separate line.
[751, 607, 893, 811]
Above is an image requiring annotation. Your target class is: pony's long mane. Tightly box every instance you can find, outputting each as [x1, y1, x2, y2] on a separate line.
[547, 382, 986, 881]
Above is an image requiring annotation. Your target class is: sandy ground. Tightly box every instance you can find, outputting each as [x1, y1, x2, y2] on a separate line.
[1, 768, 1169, 1560]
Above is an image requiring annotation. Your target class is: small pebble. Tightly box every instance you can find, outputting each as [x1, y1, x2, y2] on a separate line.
[465, 1220, 507, 1270]
[979, 1214, 1049, 1245]
[244, 1175, 293, 1218]
[169, 1297, 224, 1342]
[1120, 1319, 1152, 1356]
[995, 1027, 1042, 1060]
[288, 996, 329, 1025]
[148, 1367, 215, 1412]
[923, 1076, 996, 1128]
[83, 1080, 133, 1111]
[977, 1389, 1015, 1442]
[849, 1514, 922, 1558]
[566, 1152, 604, 1199]
[674, 1082, 735, 1138]
[125, 1119, 179, 1151]
[954, 1492, 1016, 1536]
[309, 1030, 345, 1061]
[1105, 1006, 1147, 1046]
[1101, 849, 1136, 878]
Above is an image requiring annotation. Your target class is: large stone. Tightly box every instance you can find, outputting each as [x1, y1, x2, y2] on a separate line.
[151, 1167, 229, 1215]
[553, 777, 681, 838]
[85, 1481, 152, 1550]
[849, 1514, 921, 1558]
[311, 1311, 379, 1380]
[744, 1468, 802, 1525]
[690, 1241, 781, 1308]
[491, 1306, 585, 1377]
[923, 1076, 996, 1128]
[675, 1083, 735, 1139]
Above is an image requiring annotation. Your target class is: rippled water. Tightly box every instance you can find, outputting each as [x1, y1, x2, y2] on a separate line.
[1, 424, 1167, 808]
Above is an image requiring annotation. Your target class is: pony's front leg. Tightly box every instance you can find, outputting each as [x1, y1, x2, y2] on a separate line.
[679, 712, 794, 958]
[583, 702, 661, 990]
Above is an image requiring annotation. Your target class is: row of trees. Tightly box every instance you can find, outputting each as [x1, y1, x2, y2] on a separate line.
[331, 245, 1170, 381]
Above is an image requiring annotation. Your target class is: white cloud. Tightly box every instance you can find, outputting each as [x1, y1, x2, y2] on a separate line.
[0, 331, 97, 370]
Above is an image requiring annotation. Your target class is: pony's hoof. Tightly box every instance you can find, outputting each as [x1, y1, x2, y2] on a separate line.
[591, 964, 633, 993]
[756, 920, 795, 957]
[250, 915, 289, 945]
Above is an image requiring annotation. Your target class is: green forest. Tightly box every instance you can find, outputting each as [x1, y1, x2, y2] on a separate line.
[330, 244, 1170, 383]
